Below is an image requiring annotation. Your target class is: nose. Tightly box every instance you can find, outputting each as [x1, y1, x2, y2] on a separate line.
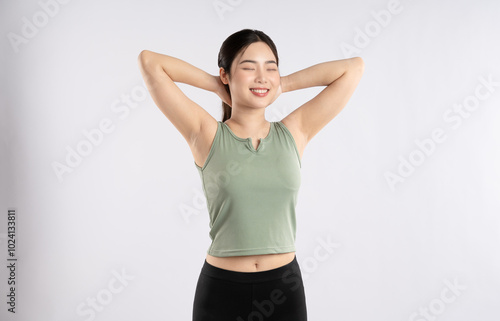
[255, 68, 267, 83]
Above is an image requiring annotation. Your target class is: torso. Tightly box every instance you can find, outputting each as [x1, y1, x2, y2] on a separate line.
[191, 117, 306, 272]
[206, 252, 296, 272]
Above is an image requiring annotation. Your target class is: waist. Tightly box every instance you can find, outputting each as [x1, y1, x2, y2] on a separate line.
[202, 252, 299, 283]
[205, 252, 296, 273]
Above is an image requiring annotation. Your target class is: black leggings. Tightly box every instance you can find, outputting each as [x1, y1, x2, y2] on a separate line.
[192, 254, 307, 321]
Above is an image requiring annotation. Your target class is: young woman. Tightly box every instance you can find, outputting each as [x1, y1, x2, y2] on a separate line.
[138, 29, 364, 321]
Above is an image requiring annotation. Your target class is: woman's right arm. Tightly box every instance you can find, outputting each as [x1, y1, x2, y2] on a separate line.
[137, 50, 228, 146]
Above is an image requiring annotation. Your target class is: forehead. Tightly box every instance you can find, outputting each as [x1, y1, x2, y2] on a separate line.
[236, 42, 276, 63]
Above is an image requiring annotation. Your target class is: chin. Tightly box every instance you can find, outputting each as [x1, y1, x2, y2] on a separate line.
[253, 101, 271, 108]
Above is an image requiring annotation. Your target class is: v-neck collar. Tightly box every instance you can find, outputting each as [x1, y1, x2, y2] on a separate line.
[221, 121, 274, 153]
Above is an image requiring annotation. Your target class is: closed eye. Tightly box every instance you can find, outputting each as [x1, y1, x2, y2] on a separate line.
[242, 68, 278, 72]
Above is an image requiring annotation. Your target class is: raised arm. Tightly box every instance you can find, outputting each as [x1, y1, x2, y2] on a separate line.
[280, 57, 365, 146]
[137, 50, 229, 146]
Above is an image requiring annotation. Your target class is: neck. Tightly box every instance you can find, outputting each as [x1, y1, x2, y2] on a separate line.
[225, 105, 269, 138]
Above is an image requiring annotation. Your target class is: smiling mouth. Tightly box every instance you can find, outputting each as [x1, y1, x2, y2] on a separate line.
[250, 88, 269, 93]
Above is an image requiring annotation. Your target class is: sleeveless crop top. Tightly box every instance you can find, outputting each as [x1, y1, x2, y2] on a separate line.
[194, 120, 302, 257]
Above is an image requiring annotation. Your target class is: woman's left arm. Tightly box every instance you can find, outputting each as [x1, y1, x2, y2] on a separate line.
[280, 57, 365, 144]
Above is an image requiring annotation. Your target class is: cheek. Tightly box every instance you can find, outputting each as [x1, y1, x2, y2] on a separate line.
[233, 75, 253, 89]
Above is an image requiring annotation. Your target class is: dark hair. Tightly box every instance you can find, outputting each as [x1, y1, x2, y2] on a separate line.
[218, 29, 279, 122]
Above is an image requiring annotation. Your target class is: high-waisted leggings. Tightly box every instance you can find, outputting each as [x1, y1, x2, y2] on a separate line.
[192, 254, 307, 321]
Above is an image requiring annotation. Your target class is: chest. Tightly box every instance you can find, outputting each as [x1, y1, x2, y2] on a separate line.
[203, 149, 301, 199]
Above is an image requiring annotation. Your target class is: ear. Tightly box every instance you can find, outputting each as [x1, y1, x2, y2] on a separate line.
[219, 67, 229, 85]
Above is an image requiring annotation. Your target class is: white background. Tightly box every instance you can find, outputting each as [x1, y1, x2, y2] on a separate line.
[1, 0, 499, 320]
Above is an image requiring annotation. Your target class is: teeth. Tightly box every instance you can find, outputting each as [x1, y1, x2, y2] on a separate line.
[251, 89, 268, 94]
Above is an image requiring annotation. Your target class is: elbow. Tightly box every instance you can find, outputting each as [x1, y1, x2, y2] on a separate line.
[138, 50, 153, 67]
[351, 57, 365, 72]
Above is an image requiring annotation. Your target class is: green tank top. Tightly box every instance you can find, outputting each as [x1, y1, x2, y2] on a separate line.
[194, 120, 302, 257]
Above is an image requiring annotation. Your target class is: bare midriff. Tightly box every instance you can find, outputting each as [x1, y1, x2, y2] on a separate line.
[205, 252, 296, 272]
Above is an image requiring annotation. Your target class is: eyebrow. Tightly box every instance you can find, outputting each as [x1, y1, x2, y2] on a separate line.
[239, 59, 277, 65]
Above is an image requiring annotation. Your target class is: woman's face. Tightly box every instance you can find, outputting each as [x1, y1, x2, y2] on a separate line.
[223, 41, 280, 109]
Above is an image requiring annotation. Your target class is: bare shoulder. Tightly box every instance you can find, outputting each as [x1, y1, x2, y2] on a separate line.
[190, 115, 219, 169]
[279, 114, 306, 160]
